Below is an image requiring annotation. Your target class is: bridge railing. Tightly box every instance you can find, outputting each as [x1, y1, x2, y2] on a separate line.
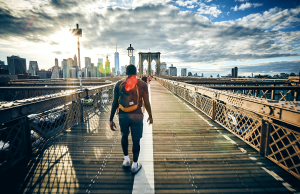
[0, 83, 116, 172]
[156, 77, 300, 180]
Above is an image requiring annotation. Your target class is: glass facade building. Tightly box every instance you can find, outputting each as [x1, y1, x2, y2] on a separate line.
[7, 55, 26, 75]
[114, 52, 119, 75]
[62, 59, 68, 78]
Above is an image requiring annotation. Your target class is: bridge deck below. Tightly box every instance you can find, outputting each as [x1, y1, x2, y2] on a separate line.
[0, 80, 299, 194]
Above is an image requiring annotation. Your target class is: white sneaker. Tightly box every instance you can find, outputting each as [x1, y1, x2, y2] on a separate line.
[122, 159, 130, 168]
[131, 162, 142, 174]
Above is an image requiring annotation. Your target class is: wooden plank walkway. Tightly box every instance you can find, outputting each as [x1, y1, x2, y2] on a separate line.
[0, 80, 299, 194]
[151, 80, 300, 194]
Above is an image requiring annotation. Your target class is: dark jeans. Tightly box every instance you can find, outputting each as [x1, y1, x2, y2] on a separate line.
[119, 113, 143, 162]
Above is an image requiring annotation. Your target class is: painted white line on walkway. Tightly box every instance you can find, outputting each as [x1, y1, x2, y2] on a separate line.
[132, 83, 155, 194]
[238, 147, 247, 153]
[184, 103, 195, 112]
[222, 135, 237, 144]
[249, 157, 257, 160]
[261, 167, 284, 181]
[261, 167, 299, 193]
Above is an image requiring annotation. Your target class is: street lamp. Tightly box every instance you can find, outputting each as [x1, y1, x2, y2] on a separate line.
[127, 44, 134, 65]
[69, 24, 82, 89]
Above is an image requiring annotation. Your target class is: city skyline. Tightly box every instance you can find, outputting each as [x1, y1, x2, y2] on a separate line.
[0, 0, 300, 77]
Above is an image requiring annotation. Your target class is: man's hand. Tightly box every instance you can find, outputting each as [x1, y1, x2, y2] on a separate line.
[147, 117, 153, 125]
[110, 121, 116, 131]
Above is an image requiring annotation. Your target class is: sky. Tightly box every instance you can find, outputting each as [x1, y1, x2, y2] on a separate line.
[0, 0, 300, 77]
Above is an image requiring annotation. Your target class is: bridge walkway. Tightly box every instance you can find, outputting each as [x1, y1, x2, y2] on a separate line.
[0, 80, 299, 194]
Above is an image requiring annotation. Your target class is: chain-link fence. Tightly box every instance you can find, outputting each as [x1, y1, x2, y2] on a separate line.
[157, 77, 300, 180]
[0, 84, 115, 172]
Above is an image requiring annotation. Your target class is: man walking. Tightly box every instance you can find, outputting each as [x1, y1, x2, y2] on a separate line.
[109, 64, 153, 174]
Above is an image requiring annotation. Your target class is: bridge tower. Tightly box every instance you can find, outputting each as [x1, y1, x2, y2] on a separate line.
[138, 52, 161, 76]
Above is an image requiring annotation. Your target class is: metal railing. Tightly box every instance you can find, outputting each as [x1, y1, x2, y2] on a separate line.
[156, 77, 300, 180]
[0, 83, 115, 172]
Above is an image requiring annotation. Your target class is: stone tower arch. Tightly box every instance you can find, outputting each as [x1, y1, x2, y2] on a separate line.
[138, 52, 161, 76]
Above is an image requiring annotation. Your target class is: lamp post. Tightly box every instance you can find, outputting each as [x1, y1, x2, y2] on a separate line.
[70, 24, 82, 89]
[127, 44, 134, 66]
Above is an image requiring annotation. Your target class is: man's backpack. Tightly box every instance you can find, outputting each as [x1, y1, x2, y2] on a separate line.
[118, 76, 139, 112]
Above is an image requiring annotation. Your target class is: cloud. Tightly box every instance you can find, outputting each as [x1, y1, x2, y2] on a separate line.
[52, 51, 62, 55]
[197, 3, 222, 17]
[235, 7, 300, 31]
[232, 2, 263, 11]
[0, 1, 299, 76]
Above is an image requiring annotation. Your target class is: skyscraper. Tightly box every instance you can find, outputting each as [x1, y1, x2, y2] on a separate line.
[114, 45, 119, 75]
[28, 61, 39, 75]
[62, 59, 68, 78]
[7, 55, 26, 75]
[55, 58, 58, 67]
[51, 62, 61, 79]
[85, 57, 91, 68]
[160, 62, 167, 75]
[121, 66, 125, 75]
[0, 60, 8, 71]
[98, 58, 103, 77]
[231, 67, 238, 78]
[168, 64, 177, 76]
[181, 68, 187, 76]
[104, 55, 110, 76]
[67, 58, 73, 78]
[74, 55, 78, 67]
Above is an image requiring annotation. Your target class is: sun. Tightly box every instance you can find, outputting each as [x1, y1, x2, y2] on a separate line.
[50, 29, 77, 55]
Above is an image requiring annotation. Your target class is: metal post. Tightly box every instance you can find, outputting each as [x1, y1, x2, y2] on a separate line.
[212, 100, 216, 120]
[259, 118, 271, 157]
[78, 37, 81, 69]
[24, 117, 32, 157]
[70, 101, 74, 127]
[80, 99, 83, 122]
[129, 56, 131, 66]
[271, 84, 275, 100]
[294, 91, 298, 101]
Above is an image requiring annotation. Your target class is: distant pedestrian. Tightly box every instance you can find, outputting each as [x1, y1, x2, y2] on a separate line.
[142, 76, 147, 83]
[110, 65, 153, 175]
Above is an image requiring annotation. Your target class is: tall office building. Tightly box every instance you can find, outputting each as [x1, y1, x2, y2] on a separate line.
[7, 55, 26, 75]
[97, 58, 103, 77]
[67, 58, 73, 78]
[70, 68, 77, 78]
[160, 62, 167, 75]
[0, 60, 5, 66]
[115, 45, 119, 75]
[55, 58, 58, 67]
[168, 64, 177, 76]
[121, 66, 125, 75]
[93, 65, 97, 77]
[231, 67, 238, 78]
[51, 63, 61, 79]
[112, 67, 115, 76]
[74, 55, 78, 67]
[28, 61, 39, 75]
[104, 56, 110, 76]
[62, 59, 68, 78]
[181, 68, 187, 76]
[89, 63, 97, 77]
[85, 57, 91, 68]
[37, 69, 51, 79]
